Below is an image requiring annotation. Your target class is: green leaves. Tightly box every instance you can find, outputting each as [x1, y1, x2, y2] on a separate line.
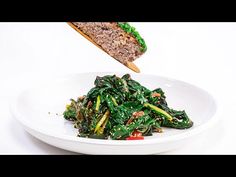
[110, 113, 161, 139]
[117, 22, 147, 52]
[63, 104, 77, 121]
[63, 74, 193, 140]
[161, 110, 193, 129]
[110, 101, 143, 125]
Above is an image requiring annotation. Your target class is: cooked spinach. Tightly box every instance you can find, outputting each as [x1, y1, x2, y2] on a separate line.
[63, 74, 193, 140]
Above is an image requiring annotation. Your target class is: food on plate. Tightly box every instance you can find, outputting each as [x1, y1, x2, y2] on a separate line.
[68, 22, 146, 72]
[63, 74, 193, 140]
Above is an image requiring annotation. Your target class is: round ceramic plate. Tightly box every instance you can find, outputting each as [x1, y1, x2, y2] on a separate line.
[11, 72, 218, 154]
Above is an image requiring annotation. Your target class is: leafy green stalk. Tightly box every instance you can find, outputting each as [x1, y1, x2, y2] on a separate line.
[94, 110, 110, 133]
[144, 103, 173, 121]
[111, 96, 118, 106]
[95, 95, 101, 111]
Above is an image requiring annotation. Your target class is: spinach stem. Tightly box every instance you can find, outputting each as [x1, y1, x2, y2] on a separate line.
[111, 96, 118, 106]
[95, 95, 101, 111]
[144, 103, 173, 121]
[94, 110, 110, 133]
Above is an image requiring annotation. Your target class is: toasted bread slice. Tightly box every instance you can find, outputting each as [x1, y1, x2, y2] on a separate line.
[68, 22, 147, 72]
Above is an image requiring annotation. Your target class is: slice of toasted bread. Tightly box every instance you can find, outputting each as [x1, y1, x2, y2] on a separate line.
[68, 22, 147, 73]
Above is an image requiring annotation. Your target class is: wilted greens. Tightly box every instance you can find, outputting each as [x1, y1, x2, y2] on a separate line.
[63, 74, 193, 140]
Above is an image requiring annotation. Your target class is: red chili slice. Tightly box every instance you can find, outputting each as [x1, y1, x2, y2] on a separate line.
[126, 130, 144, 140]
[126, 136, 144, 140]
[132, 130, 142, 137]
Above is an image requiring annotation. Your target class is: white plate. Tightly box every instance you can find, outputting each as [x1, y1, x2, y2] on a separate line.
[11, 72, 219, 154]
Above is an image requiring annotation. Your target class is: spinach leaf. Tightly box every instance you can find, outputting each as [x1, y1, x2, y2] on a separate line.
[63, 74, 194, 140]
